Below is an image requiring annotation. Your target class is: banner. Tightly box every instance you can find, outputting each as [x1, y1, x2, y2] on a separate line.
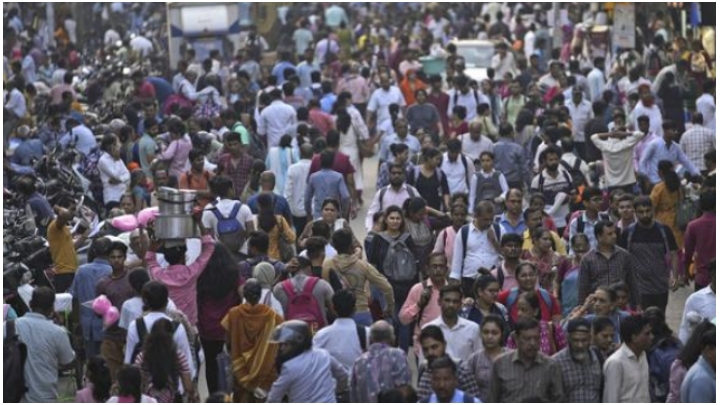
[612, 4, 635, 49]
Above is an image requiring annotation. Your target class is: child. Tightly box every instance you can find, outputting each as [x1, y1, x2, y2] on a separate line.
[106, 365, 158, 403]
[75, 357, 112, 403]
[469, 151, 509, 215]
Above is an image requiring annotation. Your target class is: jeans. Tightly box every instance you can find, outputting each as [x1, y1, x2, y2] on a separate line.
[392, 282, 414, 353]
[353, 312, 373, 327]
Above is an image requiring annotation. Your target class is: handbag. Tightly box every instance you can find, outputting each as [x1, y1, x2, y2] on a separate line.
[277, 216, 296, 262]
[675, 189, 696, 231]
[216, 349, 234, 394]
[357, 138, 375, 158]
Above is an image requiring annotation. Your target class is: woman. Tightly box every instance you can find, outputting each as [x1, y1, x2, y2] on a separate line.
[461, 275, 511, 338]
[506, 291, 567, 356]
[521, 227, 570, 292]
[240, 159, 267, 202]
[645, 307, 683, 403]
[667, 320, 715, 402]
[377, 143, 415, 189]
[255, 192, 296, 261]
[403, 197, 435, 279]
[447, 105, 468, 139]
[497, 262, 563, 324]
[107, 366, 158, 403]
[75, 356, 112, 403]
[335, 109, 366, 202]
[367, 205, 419, 352]
[651, 160, 685, 251]
[252, 262, 284, 316]
[515, 108, 536, 147]
[120, 193, 138, 216]
[98, 134, 131, 212]
[155, 118, 192, 179]
[570, 286, 630, 344]
[134, 319, 196, 402]
[466, 315, 509, 402]
[221, 279, 283, 402]
[265, 134, 298, 195]
[298, 198, 362, 254]
[196, 243, 242, 394]
[555, 234, 590, 316]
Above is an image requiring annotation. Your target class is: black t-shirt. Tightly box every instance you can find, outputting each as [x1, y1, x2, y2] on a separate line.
[410, 168, 449, 211]
[618, 222, 678, 294]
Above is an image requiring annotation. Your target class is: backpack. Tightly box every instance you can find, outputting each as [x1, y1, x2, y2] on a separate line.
[537, 170, 573, 195]
[576, 212, 611, 234]
[559, 158, 587, 189]
[506, 287, 554, 313]
[211, 202, 247, 253]
[130, 317, 181, 364]
[647, 49, 662, 77]
[626, 222, 671, 254]
[460, 222, 502, 263]
[380, 233, 419, 283]
[408, 166, 446, 209]
[648, 338, 682, 402]
[3, 320, 28, 403]
[282, 277, 326, 332]
[378, 185, 416, 211]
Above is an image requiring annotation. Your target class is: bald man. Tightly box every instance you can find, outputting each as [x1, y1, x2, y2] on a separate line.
[350, 321, 412, 402]
[247, 171, 294, 227]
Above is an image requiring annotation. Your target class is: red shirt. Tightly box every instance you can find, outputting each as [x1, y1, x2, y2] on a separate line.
[136, 80, 156, 100]
[309, 150, 355, 177]
[427, 91, 450, 133]
[684, 212, 716, 287]
[308, 108, 334, 136]
[497, 288, 562, 323]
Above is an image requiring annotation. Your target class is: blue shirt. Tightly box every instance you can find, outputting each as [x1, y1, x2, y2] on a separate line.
[272, 61, 297, 84]
[681, 356, 716, 403]
[492, 138, 528, 185]
[378, 133, 422, 163]
[320, 93, 337, 114]
[305, 169, 351, 220]
[495, 212, 527, 235]
[12, 139, 44, 166]
[68, 259, 112, 342]
[26, 192, 54, 237]
[428, 389, 481, 403]
[247, 193, 294, 225]
[147, 76, 174, 107]
[639, 138, 700, 184]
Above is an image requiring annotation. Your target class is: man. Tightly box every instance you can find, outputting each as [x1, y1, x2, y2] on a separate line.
[59, 117, 97, 157]
[495, 189, 526, 235]
[450, 201, 501, 297]
[684, 192, 716, 292]
[459, 120, 494, 163]
[47, 198, 85, 292]
[201, 175, 255, 255]
[591, 130, 645, 193]
[521, 207, 566, 255]
[680, 112, 715, 171]
[616, 194, 637, 232]
[492, 124, 528, 190]
[530, 146, 573, 233]
[239, 231, 287, 280]
[285, 143, 313, 234]
[567, 187, 610, 252]
[587, 57, 606, 102]
[378, 117, 422, 164]
[268, 320, 349, 402]
[313, 290, 369, 372]
[247, 172, 294, 227]
[365, 162, 420, 230]
[678, 259, 716, 344]
[632, 115, 660, 173]
[639, 120, 700, 186]
[490, 318, 565, 402]
[68, 237, 113, 360]
[680, 330, 716, 403]
[565, 86, 594, 161]
[10, 125, 43, 168]
[179, 148, 214, 208]
[367, 74, 406, 135]
[441, 138, 474, 196]
[400, 252, 448, 341]
[257, 89, 297, 148]
[49, 71, 76, 106]
[8, 287, 75, 402]
[309, 130, 358, 210]
[618, 196, 680, 314]
[423, 284, 482, 362]
[123, 281, 196, 379]
[350, 320, 411, 403]
[552, 318, 603, 403]
[603, 315, 653, 403]
[490, 42, 517, 80]
[427, 74, 450, 133]
[407, 88, 443, 140]
[270, 51, 296, 85]
[425, 356, 481, 403]
[138, 117, 158, 177]
[695, 80, 715, 131]
[447, 75, 488, 123]
[96, 241, 135, 382]
[306, 151, 351, 220]
[416, 325, 482, 402]
[15, 175, 53, 237]
[578, 221, 639, 306]
[273, 257, 335, 328]
[490, 233, 524, 291]
[292, 21, 315, 58]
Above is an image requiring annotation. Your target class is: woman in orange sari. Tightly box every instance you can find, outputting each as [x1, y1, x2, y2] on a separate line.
[222, 279, 284, 402]
[399, 69, 427, 106]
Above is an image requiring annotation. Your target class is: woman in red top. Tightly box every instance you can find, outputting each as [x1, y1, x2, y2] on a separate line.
[497, 262, 563, 324]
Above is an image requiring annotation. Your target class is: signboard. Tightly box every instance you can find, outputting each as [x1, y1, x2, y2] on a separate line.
[612, 4, 635, 49]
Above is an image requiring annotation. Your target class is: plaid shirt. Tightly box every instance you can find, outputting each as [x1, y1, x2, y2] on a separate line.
[680, 124, 715, 171]
[552, 348, 604, 403]
[578, 246, 640, 307]
[217, 152, 253, 199]
[416, 360, 482, 402]
[350, 343, 411, 403]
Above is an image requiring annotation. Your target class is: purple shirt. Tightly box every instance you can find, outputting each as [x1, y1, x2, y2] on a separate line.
[633, 132, 659, 172]
[157, 135, 192, 179]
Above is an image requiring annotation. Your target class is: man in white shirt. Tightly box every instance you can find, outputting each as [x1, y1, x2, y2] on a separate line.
[440, 139, 474, 195]
[129, 34, 154, 57]
[313, 289, 368, 372]
[696, 81, 716, 131]
[447, 76, 489, 122]
[678, 264, 716, 344]
[365, 162, 419, 230]
[523, 25, 537, 60]
[603, 315, 652, 403]
[59, 118, 97, 157]
[423, 284, 482, 362]
[565, 87, 593, 161]
[367, 74, 406, 135]
[285, 144, 313, 234]
[97, 135, 131, 209]
[201, 176, 255, 255]
[490, 42, 517, 79]
[4, 78, 27, 119]
[591, 130, 645, 192]
[104, 27, 121, 47]
[450, 201, 501, 298]
[324, 4, 349, 29]
[459, 121, 494, 163]
[587, 57, 606, 102]
[257, 89, 298, 148]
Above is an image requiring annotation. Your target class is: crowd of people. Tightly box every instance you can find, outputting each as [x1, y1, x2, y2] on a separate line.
[3, 2, 717, 404]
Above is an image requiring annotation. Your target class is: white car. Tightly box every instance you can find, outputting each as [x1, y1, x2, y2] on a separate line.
[450, 39, 496, 83]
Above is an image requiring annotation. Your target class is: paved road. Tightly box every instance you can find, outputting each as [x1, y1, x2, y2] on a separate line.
[59, 155, 693, 400]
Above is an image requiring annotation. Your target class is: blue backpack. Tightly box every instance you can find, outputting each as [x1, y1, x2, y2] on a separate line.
[211, 202, 246, 252]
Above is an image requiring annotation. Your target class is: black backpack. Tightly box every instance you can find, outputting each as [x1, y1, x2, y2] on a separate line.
[4, 320, 28, 402]
[130, 317, 181, 364]
[559, 158, 587, 189]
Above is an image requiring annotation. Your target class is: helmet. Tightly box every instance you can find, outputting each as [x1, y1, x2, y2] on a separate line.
[269, 320, 312, 348]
